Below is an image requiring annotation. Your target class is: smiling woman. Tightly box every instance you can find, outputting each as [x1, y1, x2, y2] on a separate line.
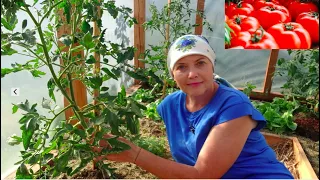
[94, 35, 294, 179]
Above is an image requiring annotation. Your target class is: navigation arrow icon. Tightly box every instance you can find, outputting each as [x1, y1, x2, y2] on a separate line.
[11, 88, 20, 96]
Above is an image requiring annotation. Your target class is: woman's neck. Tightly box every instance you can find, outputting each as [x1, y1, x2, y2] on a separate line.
[186, 82, 218, 112]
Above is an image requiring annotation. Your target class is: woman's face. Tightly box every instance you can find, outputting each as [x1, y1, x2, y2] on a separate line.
[172, 54, 214, 96]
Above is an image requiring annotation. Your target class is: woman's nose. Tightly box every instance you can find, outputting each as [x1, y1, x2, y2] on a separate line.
[188, 67, 199, 79]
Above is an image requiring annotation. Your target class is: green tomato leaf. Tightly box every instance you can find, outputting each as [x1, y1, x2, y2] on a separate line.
[102, 67, 118, 80]
[54, 149, 72, 173]
[22, 129, 34, 150]
[26, 117, 38, 132]
[81, 32, 95, 49]
[101, 86, 109, 92]
[59, 36, 72, 46]
[73, 128, 86, 138]
[12, 104, 19, 114]
[30, 69, 46, 77]
[81, 20, 91, 33]
[22, 19, 27, 29]
[47, 78, 56, 102]
[88, 76, 103, 89]
[86, 55, 96, 64]
[16, 163, 32, 179]
[22, 29, 36, 45]
[92, 115, 106, 125]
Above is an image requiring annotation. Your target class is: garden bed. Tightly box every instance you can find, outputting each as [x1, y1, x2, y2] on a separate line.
[5, 118, 318, 179]
[262, 132, 318, 179]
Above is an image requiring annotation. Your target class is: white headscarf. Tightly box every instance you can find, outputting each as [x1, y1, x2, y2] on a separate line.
[167, 34, 216, 77]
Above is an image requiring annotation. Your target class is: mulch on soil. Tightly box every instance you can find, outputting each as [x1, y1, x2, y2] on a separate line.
[270, 140, 299, 179]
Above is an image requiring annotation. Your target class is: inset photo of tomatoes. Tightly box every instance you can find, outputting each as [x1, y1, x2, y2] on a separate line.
[225, 0, 319, 49]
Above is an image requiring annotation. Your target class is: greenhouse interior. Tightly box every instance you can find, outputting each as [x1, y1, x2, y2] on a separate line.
[1, 0, 319, 179]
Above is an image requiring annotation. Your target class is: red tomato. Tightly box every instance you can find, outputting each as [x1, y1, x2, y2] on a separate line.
[242, 0, 255, 4]
[228, 2, 254, 17]
[226, 20, 241, 38]
[253, 0, 280, 10]
[267, 22, 312, 49]
[225, 15, 229, 22]
[230, 29, 279, 49]
[296, 12, 319, 44]
[225, 2, 237, 18]
[227, 15, 261, 34]
[288, 1, 319, 20]
[278, 0, 295, 8]
[255, 4, 291, 30]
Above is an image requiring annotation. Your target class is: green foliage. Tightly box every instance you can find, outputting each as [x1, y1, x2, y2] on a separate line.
[132, 88, 156, 103]
[252, 97, 299, 134]
[225, 23, 233, 46]
[276, 49, 319, 118]
[133, 136, 167, 158]
[1, 0, 145, 178]
[144, 99, 162, 122]
[125, 0, 213, 98]
[242, 82, 257, 97]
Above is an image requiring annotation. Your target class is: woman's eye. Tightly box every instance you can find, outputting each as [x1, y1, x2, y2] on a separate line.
[176, 65, 186, 70]
[196, 61, 206, 66]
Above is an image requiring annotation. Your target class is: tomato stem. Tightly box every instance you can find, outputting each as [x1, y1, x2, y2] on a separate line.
[251, 27, 264, 43]
[266, 6, 276, 11]
[283, 23, 294, 31]
[235, 16, 242, 25]
[309, 11, 319, 19]
[237, 1, 243, 8]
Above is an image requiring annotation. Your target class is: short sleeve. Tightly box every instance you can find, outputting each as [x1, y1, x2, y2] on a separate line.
[156, 97, 170, 125]
[156, 102, 164, 123]
[215, 101, 266, 131]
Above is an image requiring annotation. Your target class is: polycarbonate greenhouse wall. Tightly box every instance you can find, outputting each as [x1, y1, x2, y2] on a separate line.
[1, 0, 290, 177]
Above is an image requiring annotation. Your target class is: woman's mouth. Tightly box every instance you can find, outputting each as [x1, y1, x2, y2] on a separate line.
[187, 82, 203, 87]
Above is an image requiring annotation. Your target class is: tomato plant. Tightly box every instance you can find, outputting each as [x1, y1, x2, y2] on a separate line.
[267, 22, 312, 49]
[230, 28, 279, 49]
[288, 1, 319, 20]
[254, 4, 291, 30]
[296, 11, 319, 44]
[276, 49, 319, 118]
[1, 0, 145, 178]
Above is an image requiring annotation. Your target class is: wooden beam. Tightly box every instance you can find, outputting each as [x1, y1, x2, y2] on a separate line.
[166, 0, 171, 42]
[263, 49, 279, 94]
[238, 88, 284, 102]
[195, 0, 205, 35]
[56, 9, 88, 124]
[134, 0, 146, 84]
[93, 5, 101, 116]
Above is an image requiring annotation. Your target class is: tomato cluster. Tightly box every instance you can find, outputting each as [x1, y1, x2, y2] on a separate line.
[225, 0, 319, 49]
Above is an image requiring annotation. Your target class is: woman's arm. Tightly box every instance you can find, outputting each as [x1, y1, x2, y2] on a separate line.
[96, 115, 257, 179]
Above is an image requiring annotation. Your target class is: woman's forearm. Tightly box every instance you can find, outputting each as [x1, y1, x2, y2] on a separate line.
[134, 148, 200, 179]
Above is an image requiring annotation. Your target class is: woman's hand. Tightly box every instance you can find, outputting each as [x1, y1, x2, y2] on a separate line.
[92, 134, 141, 164]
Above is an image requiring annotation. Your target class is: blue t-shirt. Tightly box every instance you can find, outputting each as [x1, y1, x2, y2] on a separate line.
[157, 84, 293, 179]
